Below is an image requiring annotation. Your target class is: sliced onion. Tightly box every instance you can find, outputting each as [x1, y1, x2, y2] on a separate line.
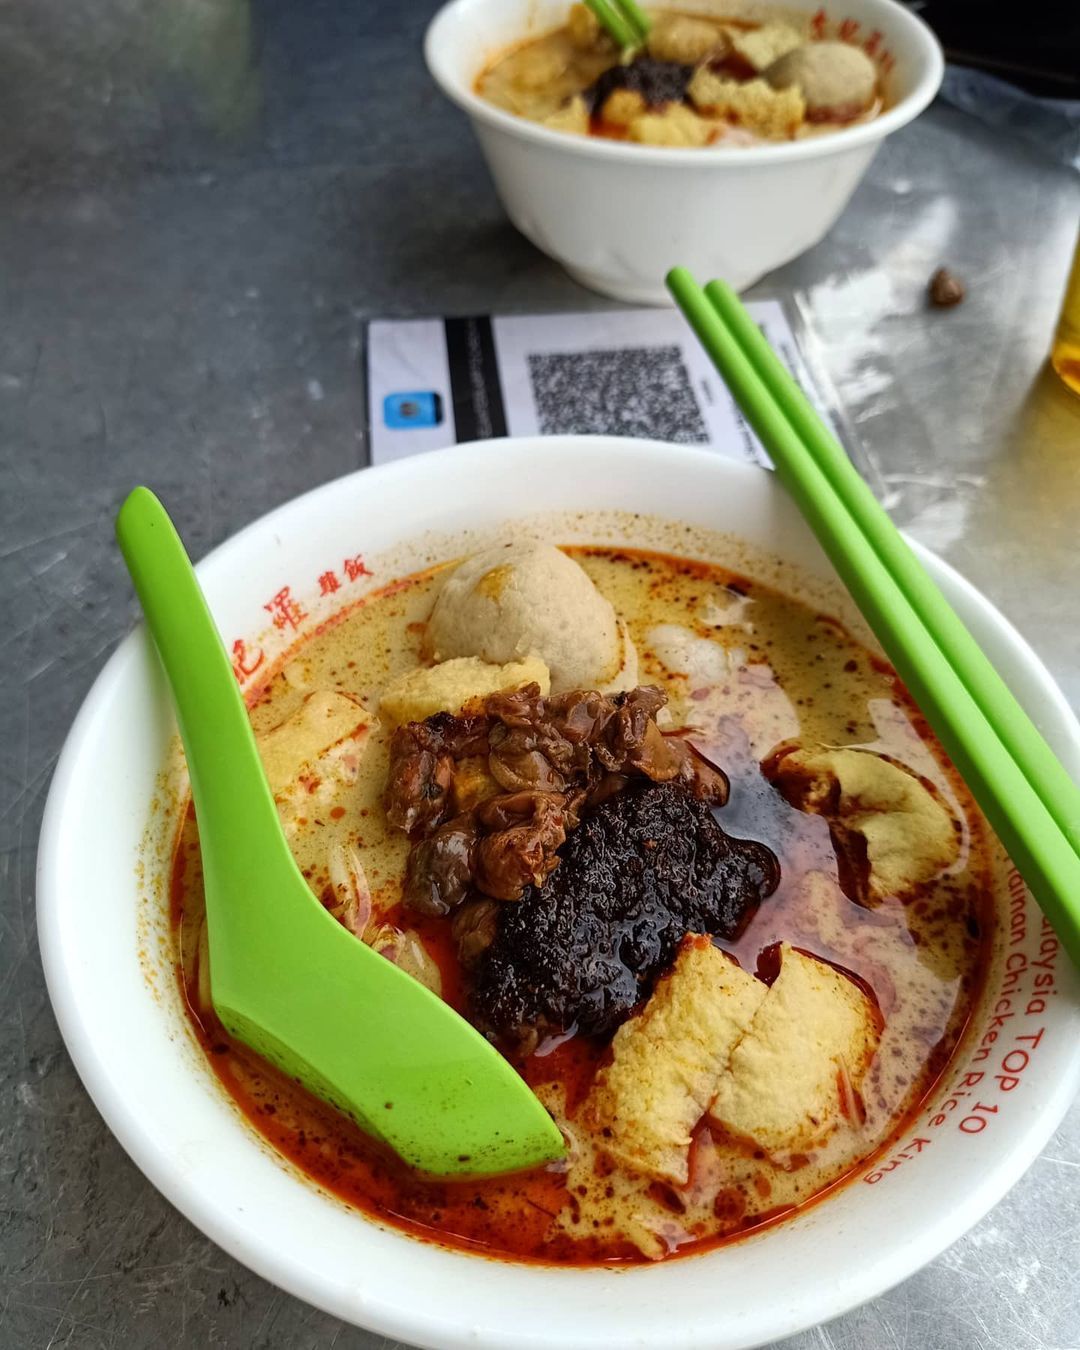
[628, 1212, 693, 1261]
[370, 924, 443, 997]
[178, 904, 201, 985]
[369, 923, 401, 961]
[195, 916, 212, 1017]
[533, 1023, 580, 1058]
[326, 840, 373, 939]
[282, 656, 313, 689]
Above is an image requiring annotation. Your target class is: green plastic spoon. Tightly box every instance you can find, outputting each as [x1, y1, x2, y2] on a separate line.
[116, 486, 565, 1177]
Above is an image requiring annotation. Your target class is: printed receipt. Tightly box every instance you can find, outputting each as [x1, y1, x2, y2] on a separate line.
[365, 302, 844, 469]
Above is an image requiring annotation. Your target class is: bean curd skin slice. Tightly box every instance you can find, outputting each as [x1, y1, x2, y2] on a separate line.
[257, 690, 370, 794]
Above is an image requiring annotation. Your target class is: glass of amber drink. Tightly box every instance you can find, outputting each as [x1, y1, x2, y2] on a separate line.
[1051, 229, 1080, 397]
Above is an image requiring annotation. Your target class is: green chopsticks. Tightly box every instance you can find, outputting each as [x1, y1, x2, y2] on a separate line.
[667, 265, 1080, 971]
[585, 0, 651, 50]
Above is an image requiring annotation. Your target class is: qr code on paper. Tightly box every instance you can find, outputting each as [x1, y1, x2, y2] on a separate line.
[526, 346, 709, 443]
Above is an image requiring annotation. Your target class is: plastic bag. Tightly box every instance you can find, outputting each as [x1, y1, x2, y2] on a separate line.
[939, 65, 1080, 171]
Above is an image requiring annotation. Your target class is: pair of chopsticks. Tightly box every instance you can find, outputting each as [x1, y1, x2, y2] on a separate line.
[585, 0, 651, 50]
[667, 267, 1080, 970]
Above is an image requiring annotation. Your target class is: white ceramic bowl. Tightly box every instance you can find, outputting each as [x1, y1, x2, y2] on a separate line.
[38, 440, 1080, 1350]
[424, 0, 944, 303]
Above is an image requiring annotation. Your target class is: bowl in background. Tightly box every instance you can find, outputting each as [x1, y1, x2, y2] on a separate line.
[38, 440, 1080, 1348]
[425, 0, 944, 303]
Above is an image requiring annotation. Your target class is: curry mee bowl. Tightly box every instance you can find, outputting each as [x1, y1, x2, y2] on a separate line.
[425, 0, 943, 303]
[38, 439, 1080, 1349]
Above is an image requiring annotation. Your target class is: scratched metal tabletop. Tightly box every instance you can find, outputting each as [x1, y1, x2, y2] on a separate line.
[3, 0, 1079, 1346]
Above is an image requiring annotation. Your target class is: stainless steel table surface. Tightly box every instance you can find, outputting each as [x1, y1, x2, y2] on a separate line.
[3, 1, 1079, 1346]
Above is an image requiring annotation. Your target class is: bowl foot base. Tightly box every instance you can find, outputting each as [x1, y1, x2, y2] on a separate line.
[560, 262, 679, 307]
[559, 260, 772, 306]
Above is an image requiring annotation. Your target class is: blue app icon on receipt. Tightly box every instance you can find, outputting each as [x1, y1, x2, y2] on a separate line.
[383, 391, 443, 429]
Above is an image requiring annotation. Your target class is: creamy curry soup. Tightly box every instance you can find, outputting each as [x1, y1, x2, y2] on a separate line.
[170, 543, 991, 1264]
[476, 5, 889, 148]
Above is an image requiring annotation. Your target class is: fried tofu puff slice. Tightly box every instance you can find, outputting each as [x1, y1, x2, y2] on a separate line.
[587, 938, 881, 1183]
[584, 935, 767, 1185]
[378, 654, 550, 725]
[710, 944, 880, 1155]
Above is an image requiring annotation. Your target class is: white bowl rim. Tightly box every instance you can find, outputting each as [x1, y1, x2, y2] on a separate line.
[36, 437, 1080, 1350]
[424, 0, 945, 170]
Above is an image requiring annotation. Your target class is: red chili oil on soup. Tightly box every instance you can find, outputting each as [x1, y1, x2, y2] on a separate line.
[169, 547, 992, 1264]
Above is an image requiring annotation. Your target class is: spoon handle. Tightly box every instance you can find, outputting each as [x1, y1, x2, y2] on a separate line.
[116, 487, 291, 897]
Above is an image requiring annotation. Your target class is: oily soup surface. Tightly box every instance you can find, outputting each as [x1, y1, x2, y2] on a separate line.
[170, 547, 990, 1264]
